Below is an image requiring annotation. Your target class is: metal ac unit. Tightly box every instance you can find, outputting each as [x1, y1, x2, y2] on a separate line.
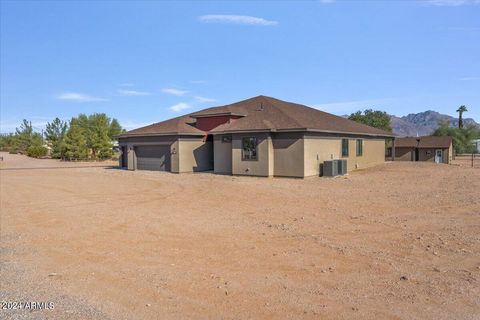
[337, 159, 347, 175]
[323, 160, 338, 177]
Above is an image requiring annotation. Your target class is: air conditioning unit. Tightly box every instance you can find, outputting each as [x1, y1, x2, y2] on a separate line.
[337, 159, 347, 175]
[322, 160, 338, 177]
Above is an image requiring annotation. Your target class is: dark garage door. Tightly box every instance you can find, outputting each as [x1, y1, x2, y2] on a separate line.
[135, 145, 171, 171]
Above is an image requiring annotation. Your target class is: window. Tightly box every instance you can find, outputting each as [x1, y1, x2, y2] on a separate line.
[341, 139, 349, 157]
[242, 137, 257, 161]
[356, 139, 363, 156]
[221, 135, 232, 143]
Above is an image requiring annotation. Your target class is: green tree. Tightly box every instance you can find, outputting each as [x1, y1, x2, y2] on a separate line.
[26, 145, 48, 158]
[45, 117, 68, 158]
[62, 113, 119, 160]
[15, 119, 42, 152]
[433, 120, 479, 154]
[348, 109, 392, 132]
[62, 118, 89, 160]
[108, 118, 124, 140]
[0, 133, 17, 151]
[85, 113, 113, 159]
[456, 105, 468, 129]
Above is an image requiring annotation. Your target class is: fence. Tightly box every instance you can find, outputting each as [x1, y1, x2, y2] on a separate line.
[453, 153, 479, 168]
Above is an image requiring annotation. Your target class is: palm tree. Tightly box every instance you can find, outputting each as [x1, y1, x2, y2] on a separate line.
[456, 105, 468, 129]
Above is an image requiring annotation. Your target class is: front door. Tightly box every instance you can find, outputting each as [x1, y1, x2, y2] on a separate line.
[435, 149, 443, 164]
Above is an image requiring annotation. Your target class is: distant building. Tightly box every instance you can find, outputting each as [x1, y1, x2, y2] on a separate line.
[473, 139, 480, 153]
[393, 136, 453, 164]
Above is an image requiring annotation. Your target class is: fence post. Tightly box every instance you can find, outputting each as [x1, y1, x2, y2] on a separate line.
[473, 153, 475, 168]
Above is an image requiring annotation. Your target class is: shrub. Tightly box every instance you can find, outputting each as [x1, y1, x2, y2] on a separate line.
[111, 152, 120, 161]
[26, 145, 48, 158]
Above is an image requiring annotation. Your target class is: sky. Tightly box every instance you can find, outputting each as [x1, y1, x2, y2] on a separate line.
[1, 0, 479, 133]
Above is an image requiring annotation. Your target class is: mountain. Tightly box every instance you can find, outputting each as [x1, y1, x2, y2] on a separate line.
[390, 110, 479, 137]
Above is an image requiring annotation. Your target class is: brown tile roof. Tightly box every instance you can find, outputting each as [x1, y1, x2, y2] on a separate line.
[119, 115, 204, 137]
[417, 136, 452, 148]
[395, 136, 453, 149]
[395, 137, 419, 148]
[120, 95, 396, 138]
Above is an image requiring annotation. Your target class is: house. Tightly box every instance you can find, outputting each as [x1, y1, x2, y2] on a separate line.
[393, 136, 453, 164]
[118, 96, 395, 178]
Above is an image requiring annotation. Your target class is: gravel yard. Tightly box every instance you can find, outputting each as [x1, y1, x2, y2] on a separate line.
[1, 152, 479, 319]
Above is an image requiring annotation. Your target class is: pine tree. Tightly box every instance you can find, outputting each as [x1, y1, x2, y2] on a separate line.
[108, 118, 123, 140]
[63, 118, 88, 160]
[15, 119, 42, 152]
[45, 118, 68, 158]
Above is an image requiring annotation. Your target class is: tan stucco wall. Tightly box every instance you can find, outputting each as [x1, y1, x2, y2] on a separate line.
[178, 138, 213, 173]
[304, 136, 340, 177]
[418, 147, 450, 164]
[418, 148, 435, 162]
[394, 147, 415, 161]
[304, 134, 386, 176]
[346, 138, 385, 171]
[268, 137, 274, 177]
[271, 132, 304, 178]
[170, 140, 180, 173]
[127, 146, 135, 170]
[213, 135, 232, 174]
[232, 133, 272, 177]
[448, 143, 453, 164]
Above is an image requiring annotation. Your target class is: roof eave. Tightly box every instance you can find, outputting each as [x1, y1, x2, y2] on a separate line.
[190, 112, 246, 118]
[210, 127, 395, 138]
[118, 132, 205, 138]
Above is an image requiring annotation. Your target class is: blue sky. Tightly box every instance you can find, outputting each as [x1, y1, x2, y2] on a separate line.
[1, 0, 479, 133]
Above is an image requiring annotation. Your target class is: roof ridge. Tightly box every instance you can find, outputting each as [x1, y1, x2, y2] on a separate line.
[261, 96, 304, 128]
[262, 96, 390, 134]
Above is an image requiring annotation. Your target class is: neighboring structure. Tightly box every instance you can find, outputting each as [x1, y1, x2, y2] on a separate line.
[118, 96, 395, 177]
[393, 136, 453, 164]
[473, 139, 480, 153]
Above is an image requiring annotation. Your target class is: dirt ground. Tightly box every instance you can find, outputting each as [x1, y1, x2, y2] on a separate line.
[1, 152, 479, 320]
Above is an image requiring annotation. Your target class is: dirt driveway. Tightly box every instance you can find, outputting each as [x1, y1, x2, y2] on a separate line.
[1, 152, 479, 319]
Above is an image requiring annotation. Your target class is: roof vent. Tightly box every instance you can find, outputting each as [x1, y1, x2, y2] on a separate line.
[257, 102, 264, 111]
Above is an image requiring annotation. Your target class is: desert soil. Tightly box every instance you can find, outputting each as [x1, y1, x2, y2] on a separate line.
[0, 152, 479, 319]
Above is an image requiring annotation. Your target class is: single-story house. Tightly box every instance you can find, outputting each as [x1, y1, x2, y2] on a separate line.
[118, 95, 395, 178]
[393, 136, 453, 164]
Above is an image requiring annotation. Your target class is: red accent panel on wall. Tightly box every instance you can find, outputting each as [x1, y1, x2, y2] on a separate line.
[195, 116, 241, 132]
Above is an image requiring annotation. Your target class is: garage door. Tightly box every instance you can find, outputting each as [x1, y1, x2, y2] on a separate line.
[135, 145, 171, 171]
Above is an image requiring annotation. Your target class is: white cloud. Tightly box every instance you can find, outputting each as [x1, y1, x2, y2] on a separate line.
[421, 0, 480, 6]
[189, 80, 208, 84]
[457, 76, 480, 81]
[161, 88, 188, 96]
[198, 15, 278, 26]
[169, 102, 192, 112]
[320, 0, 336, 4]
[194, 96, 217, 103]
[118, 89, 151, 96]
[56, 92, 108, 102]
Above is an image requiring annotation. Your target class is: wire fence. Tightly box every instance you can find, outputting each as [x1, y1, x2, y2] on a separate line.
[453, 154, 479, 168]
